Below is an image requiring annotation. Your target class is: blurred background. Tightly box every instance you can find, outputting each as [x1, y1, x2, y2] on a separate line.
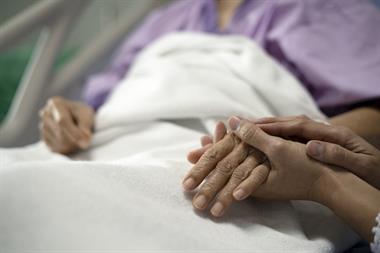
[0, 0, 379, 147]
[0, 0, 167, 123]
[0, 0, 171, 146]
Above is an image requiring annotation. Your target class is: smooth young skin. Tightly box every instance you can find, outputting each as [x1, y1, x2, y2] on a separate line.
[256, 115, 380, 190]
[183, 118, 380, 242]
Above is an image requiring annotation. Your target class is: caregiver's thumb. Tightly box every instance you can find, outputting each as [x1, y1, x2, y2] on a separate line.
[228, 116, 280, 155]
[306, 140, 359, 170]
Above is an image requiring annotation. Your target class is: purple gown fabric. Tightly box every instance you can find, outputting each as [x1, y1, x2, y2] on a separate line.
[82, 0, 380, 111]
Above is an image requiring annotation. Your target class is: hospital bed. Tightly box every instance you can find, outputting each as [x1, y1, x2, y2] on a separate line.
[0, 0, 367, 251]
[0, 0, 170, 147]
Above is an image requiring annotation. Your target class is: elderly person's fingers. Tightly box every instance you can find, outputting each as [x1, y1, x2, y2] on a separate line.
[187, 122, 228, 164]
[233, 162, 270, 201]
[214, 121, 227, 142]
[47, 97, 89, 148]
[228, 116, 284, 156]
[70, 101, 94, 138]
[187, 144, 212, 164]
[182, 133, 237, 191]
[201, 135, 213, 146]
[192, 142, 250, 210]
[39, 109, 79, 154]
[210, 150, 264, 217]
[39, 97, 96, 154]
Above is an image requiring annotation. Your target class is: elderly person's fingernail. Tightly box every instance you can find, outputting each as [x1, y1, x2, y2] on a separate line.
[228, 116, 241, 131]
[233, 188, 247, 200]
[211, 202, 224, 217]
[183, 177, 195, 191]
[307, 141, 322, 157]
[194, 195, 207, 209]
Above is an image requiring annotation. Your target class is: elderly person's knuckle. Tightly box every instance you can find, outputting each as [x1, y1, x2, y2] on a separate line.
[231, 168, 249, 181]
[204, 148, 219, 161]
[57, 118, 67, 127]
[216, 159, 234, 175]
[255, 167, 268, 182]
[200, 181, 217, 196]
[217, 190, 232, 202]
[189, 166, 206, 181]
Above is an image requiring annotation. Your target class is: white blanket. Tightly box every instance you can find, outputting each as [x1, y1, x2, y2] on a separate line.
[0, 33, 358, 252]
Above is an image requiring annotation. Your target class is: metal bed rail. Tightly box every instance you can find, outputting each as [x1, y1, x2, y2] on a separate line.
[0, 0, 161, 147]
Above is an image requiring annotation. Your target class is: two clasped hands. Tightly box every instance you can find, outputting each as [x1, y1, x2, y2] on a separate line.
[182, 116, 380, 243]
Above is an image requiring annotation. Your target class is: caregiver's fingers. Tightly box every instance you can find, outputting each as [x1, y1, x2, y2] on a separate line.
[183, 134, 237, 191]
[229, 117, 283, 156]
[306, 141, 366, 177]
[210, 151, 263, 217]
[187, 144, 212, 164]
[256, 116, 358, 150]
[214, 121, 227, 142]
[254, 115, 310, 124]
[233, 162, 270, 200]
[192, 142, 249, 211]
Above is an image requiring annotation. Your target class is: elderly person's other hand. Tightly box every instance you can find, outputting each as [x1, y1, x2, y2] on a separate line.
[39, 96, 94, 155]
[255, 115, 380, 190]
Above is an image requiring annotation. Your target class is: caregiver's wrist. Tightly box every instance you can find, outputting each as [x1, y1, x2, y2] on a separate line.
[309, 167, 343, 209]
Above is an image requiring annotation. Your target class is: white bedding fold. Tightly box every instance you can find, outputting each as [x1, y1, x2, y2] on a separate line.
[0, 33, 358, 252]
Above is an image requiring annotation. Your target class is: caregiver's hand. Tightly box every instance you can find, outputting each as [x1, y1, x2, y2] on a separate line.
[229, 117, 328, 203]
[39, 96, 94, 154]
[256, 115, 380, 190]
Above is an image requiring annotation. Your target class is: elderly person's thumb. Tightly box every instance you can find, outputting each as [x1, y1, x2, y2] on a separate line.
[228, 116, 284, 156]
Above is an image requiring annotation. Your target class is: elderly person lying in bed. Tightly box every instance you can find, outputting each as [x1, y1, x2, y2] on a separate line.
[38, 0, 380, 154]
[184, 116, 380, 252]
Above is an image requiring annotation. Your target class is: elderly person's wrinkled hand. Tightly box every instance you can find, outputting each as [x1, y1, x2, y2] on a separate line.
[183, 117, 331, 217]
[39, 96, 94, 154]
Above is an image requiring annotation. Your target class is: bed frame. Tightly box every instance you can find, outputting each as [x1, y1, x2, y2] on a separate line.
[0, 0, 167, 147]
